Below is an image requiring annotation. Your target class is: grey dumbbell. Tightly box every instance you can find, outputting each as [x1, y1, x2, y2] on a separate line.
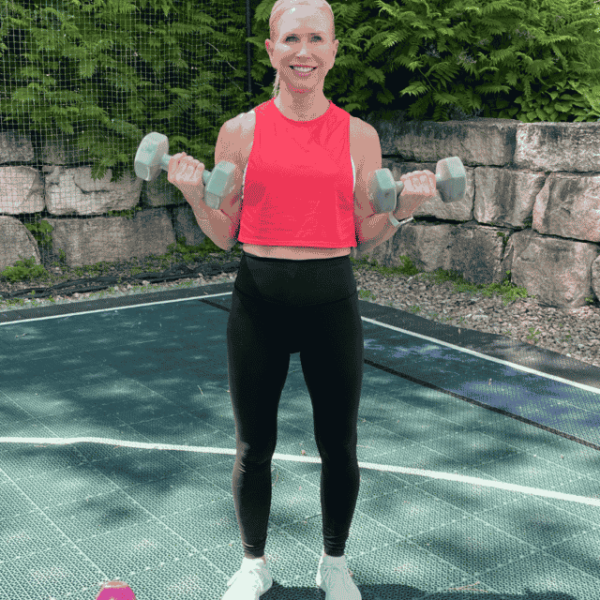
[371, 156, 466, 214]
[134, 132, 236, 210]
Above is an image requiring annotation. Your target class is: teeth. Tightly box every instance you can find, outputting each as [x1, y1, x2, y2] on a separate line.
[292, 66, 314, 72]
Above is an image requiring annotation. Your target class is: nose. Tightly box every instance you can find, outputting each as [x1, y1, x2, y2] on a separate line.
[296, 39, 313, 55]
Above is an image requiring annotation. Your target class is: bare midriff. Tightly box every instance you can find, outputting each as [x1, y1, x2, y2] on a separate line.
[241, 244, 351, 260]
[238, 100, 355, 261]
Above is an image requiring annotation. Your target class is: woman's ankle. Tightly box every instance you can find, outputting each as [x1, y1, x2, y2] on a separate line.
[246, 555, 266, 564]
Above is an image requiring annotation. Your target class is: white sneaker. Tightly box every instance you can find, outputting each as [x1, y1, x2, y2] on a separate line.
[221, 557, 273, 599]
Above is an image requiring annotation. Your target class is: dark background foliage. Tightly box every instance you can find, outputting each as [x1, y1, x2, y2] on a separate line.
[1, 0, 600, 185]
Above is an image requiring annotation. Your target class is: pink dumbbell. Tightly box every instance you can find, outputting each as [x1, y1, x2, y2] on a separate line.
[96, 580, 136, 600]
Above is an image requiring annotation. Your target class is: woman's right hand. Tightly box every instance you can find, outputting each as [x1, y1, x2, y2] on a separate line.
[168, 152, 208, 213]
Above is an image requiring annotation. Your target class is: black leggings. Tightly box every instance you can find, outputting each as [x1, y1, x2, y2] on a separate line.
[227, 250, 364, 559]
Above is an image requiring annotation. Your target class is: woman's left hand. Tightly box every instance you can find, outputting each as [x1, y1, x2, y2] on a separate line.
[394, 170, 437, 219]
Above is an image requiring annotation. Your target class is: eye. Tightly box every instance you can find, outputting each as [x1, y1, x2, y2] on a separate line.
[285, 35, 322, 41]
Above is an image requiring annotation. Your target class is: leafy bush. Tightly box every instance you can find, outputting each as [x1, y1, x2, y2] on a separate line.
[254, 0, 600, 123]
[3, 0, 599, 183]
[0, 0, 253, 183]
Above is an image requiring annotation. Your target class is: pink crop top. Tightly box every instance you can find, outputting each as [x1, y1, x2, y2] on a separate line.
[237, 98, 357, 248]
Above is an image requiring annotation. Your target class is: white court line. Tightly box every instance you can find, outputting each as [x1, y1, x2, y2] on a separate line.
[361, 316, 600, 395]
[3, 290, 599, 394]
[1, 436, 599, 508]
[0, 291, 235, 325]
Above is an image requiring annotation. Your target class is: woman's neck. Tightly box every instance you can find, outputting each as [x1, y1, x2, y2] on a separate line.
[275, 96, 331, 121]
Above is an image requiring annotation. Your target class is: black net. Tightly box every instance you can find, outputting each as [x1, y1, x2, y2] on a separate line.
[0, 0, 254, 308]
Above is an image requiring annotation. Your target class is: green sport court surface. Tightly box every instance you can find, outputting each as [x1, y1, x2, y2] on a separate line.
[1, 280, 600, 600]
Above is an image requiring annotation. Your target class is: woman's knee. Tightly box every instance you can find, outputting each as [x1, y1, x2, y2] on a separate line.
[315, 433, 358, 463]
[236, 440, 277, 466]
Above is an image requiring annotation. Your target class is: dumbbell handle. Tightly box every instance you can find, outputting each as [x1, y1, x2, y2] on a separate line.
[390, 172, 452, 199]
[159, 152, 212, 189]
[372, 157, 466, 214]
[370, 170, 429, 215]
[158, 152, 236, 210]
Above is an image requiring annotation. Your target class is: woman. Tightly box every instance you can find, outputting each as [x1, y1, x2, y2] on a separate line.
[224, 5, 363, 599]
[169, 1, 435, 598]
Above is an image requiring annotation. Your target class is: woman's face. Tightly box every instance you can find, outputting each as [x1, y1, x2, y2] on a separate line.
[266, 5, 338, 95]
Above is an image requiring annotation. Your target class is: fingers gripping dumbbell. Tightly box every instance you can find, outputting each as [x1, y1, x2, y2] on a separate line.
[134, 132, 236, 210]
[371, 156, 466, 214]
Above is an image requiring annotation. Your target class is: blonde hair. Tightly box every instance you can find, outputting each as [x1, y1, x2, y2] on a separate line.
[268, 0, 336, 98]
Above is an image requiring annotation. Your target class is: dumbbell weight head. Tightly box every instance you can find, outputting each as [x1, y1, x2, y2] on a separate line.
[370, 170, 398, 214]
[134, 132, 237, 210]
[135, 132, 170, 182]
[436, 157, 466, 204]
[204, 161, 237, 210]
[371, 156, 466, 214]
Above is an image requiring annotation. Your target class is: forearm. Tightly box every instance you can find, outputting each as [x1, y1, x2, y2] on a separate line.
[357, 210, 412, 253]
[194, 205, 238, 251]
